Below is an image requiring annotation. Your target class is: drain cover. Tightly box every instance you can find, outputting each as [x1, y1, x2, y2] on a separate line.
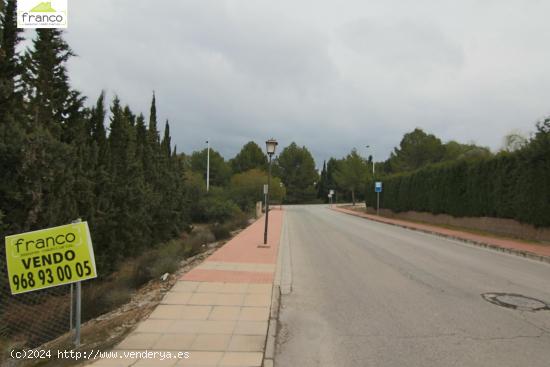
[482, 293, 550, 312]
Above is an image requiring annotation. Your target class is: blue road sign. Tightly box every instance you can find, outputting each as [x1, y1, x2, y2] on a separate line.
[375, 182, 382, 193]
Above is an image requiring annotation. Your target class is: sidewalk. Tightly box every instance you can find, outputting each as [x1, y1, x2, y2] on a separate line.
[333, 206, 550, 263]
[91, 209, 283, 367]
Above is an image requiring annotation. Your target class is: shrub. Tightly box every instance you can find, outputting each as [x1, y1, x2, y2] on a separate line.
[211, 223, 231, 241]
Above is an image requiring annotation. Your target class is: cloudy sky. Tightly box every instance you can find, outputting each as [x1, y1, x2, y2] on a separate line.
[61, 0, 550, 164]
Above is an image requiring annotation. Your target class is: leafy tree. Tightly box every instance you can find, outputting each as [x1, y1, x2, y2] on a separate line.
[334, 149, 368, 205]
[275, 142, 318, 203]
[230, 141, 267, 173]
[386, 128, 445, 173]
[444, 140, 492, 161]
[190, 148, 231, 187]
[230, 169, 285, 211]
[501, 131, 528, 152]
[326, 158, 343, 201]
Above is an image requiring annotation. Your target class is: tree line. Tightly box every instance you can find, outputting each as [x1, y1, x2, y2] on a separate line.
[364, 122, 550, 227]
[0, 2, 308, 277]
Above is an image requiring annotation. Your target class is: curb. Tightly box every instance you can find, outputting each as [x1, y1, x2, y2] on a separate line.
[333, 207, 550, 265]
[263, 285, 281, 367]
[263, 210, 287, 367]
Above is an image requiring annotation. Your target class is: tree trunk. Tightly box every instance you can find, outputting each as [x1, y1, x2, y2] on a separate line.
[352, 189, 356, 206]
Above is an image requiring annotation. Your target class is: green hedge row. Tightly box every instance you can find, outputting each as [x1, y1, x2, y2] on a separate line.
[366, 138, 550, 227]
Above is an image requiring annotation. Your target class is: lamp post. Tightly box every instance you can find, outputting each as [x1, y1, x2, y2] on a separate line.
[366, 145, 375, 214]
[366, 145, 375, 176]
[206, 140, 210, 192]
[263, 138, 278, 245]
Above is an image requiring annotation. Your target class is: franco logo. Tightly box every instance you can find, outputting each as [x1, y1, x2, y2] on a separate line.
[30, 2, 57, 12]
[17, 0, 68, 29]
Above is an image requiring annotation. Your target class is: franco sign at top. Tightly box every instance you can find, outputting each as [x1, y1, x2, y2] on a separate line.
[17, 0, 67, 29]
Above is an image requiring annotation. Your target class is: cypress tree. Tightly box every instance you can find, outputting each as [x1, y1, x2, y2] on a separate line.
[148, 92, 160, 146]
[0, 0, 26, 235]
[0, 0, 22, 123]
[23, 29, 74, 138]
[161, 120, 171, 158]
[317, 160, 328, 201]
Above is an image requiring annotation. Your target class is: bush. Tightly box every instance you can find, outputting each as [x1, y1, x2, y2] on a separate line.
[82, 280, 132, 321]
[211, 223, 231, 241]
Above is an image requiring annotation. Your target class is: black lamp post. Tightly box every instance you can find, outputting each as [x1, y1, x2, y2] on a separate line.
[264, 138, 278, 245]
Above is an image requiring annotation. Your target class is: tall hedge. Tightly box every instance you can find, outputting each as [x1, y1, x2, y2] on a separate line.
[366, 127, 550, 227]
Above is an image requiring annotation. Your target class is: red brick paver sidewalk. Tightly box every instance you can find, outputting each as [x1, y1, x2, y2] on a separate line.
[91, 209, 284, 367]
[334, 206, 550, 262]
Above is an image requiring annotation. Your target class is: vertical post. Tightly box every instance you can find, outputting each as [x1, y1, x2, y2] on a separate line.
[377, 192, 380, 216]
[75, 281, 81, 347]
[71, 218, 82, 347]
[264, 155, 272, 245]
[70, 284, 73, 330]
[206, 140, 210, 192]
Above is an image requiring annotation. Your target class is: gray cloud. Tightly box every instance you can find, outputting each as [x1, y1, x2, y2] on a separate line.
[60, 0, 550, 165]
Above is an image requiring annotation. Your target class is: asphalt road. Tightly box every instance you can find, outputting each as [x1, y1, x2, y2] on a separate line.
[274, 205, 550, 367]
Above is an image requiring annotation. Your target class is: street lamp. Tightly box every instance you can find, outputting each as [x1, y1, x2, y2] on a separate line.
[366, 145, 375, 176]
[263, 138, 278, 245]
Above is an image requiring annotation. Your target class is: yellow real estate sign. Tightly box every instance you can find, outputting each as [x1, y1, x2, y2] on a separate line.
[5, 222, 97, 295]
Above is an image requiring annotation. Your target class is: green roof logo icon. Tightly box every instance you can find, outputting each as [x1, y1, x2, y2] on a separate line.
[30, 2, 56, 12]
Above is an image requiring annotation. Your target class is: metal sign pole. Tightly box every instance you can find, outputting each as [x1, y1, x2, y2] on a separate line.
[70, 283, 73, 331]
[75, 281, 81, 347]
[206, 140, 210, 193]
[377, 192, 380, 216]
[72, 218, 82, 347]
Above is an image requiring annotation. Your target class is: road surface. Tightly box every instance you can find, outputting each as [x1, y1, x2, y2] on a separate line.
[275, 205, 550, 367]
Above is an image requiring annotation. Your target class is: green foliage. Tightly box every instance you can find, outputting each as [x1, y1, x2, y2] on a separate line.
[334, 149, 368, 205]
[317, 161, 328, 201]
[230, 169, 285, 211]
[190, 148, 232, 187]
[230, 141, 267, 173]
[0, 27, 192, 275]
[386, 128, 446, 173]
[366, 124, 550, 227]
[198, 197, 241, 223]
[380, 128, 493, 176]
[275, 142, 318, 203]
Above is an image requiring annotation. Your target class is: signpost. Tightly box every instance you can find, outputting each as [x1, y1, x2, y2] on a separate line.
[329, 190, 335, 207]
[375, 182, 382, 215]
[5, 221, 97, 347]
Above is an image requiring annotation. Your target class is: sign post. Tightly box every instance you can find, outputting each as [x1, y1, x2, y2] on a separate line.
[375, 182, 383, 215]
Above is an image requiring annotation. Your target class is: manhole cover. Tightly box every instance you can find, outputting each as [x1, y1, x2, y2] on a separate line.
[482, 293, 550, 312]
